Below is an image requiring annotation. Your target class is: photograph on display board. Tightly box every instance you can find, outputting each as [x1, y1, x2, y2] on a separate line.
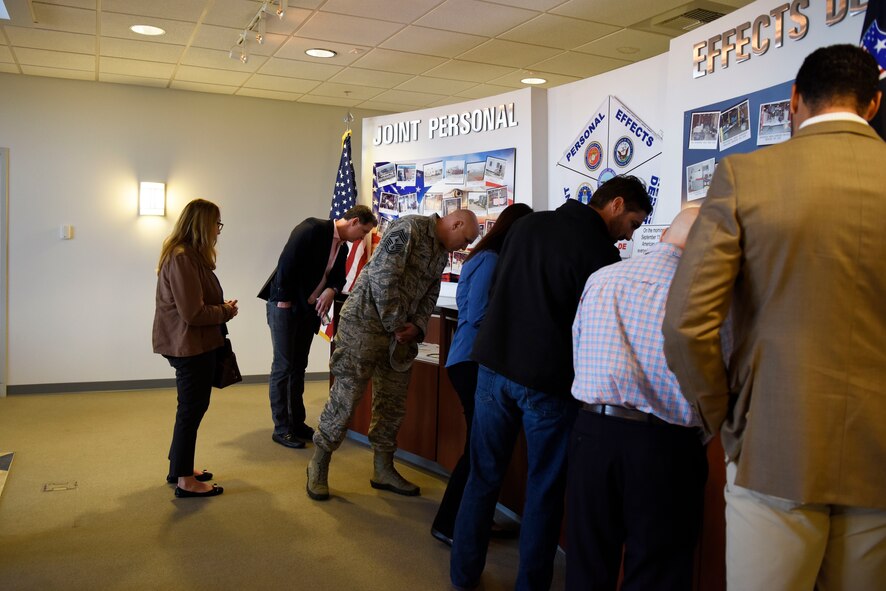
[396, 163, 416, 186]
[486, 186, 508, 213]
[443, 196, 461, 216]
[689, 111, 720, 149]
[719, 99, 752, 151]
[421, 192, 443, 216]
[376, 162, 397, 186]
[445, 159, 466, 184]
[686, 158, 717, 201]
[379, 191, 399, 216]
[377, 215, 392, 236]
[450, 250, 468, 277]
[757, 99, 792, 146]
[485, 219, 495, 233]
[467, 191, 488, 215]
[398, 193, 419, 215]
[423, 161, 443, 184]
[465, 161, 486, 186]
[484, 156, 507, 185]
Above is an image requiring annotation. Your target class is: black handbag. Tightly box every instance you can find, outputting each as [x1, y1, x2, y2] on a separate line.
[213, 338, 242, 388]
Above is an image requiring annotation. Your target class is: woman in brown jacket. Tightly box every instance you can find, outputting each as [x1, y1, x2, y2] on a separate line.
[153, 199, 238, 498]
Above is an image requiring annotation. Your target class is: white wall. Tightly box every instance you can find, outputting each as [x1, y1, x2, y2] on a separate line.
[659, 0, 867, 207]
[0, 73, 383, 386]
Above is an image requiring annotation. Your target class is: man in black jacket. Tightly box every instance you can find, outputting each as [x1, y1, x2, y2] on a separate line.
[258, 205, 376, 449]
[450, 177, 651, 591]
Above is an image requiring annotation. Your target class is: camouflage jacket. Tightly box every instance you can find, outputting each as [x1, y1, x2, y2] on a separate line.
[341, 214, 447, 339]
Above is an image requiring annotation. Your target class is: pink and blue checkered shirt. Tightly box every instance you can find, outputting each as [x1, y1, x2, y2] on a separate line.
[572, 242, 700, 427]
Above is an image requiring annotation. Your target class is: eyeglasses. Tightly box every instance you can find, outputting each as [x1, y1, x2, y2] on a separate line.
[217, 221, 224, 230]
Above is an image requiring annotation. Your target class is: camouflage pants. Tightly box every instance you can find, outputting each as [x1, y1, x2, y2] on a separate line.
[314, 327, 412, 454]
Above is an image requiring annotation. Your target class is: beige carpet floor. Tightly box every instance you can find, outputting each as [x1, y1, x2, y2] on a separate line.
[0, 381, 565, 590]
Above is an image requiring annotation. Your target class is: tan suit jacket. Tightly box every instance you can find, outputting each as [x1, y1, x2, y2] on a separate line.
[663, 120, 886, 508]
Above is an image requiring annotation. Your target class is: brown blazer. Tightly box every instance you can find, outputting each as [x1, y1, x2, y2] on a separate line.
[663, 120, 886, 508]
[152, 247, 233, 357]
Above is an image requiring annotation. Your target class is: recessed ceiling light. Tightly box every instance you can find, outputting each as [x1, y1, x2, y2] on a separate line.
[616, 46, 640, 55]
[130, 24, 166, 36]
[521, 77, 546, 85]
[305, 48, 337, 58]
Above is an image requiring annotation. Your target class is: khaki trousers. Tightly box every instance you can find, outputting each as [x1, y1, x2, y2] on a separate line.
[724, 461, 886, 591]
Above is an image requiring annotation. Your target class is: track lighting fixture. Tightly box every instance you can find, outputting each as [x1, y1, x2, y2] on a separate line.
[228, 1, 286, 64]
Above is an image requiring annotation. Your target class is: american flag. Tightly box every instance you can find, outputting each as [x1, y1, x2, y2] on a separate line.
[862, 0, 886, 139]
[322, 130, 369, 339]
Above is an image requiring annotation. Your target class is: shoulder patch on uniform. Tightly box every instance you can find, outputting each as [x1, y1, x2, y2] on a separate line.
[382, 228, 408, 255]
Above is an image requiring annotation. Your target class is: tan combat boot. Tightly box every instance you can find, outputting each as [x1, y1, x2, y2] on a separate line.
[370, 451, 420, 496]
[306, 447, 331, 501]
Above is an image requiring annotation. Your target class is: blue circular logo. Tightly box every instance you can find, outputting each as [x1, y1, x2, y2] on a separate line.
[597, 168, 616, 188]
[584, 141, 603, 171]
[576, 183, 594, 204]
[613, 136, 634, 168]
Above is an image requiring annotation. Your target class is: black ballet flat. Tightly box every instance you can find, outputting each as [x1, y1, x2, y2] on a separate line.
[166, 470, 213, 484]
[174, 484, 224, 498]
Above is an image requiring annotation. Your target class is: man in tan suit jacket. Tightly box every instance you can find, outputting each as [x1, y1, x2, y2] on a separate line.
[663, 44, 886, 590]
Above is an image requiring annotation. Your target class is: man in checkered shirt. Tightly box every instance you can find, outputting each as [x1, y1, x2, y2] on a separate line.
[567, 207, 704, 591]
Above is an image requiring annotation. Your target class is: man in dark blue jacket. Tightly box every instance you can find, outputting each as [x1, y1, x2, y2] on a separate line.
[258, 205, 376, 448]
[451, 177, 651, 591]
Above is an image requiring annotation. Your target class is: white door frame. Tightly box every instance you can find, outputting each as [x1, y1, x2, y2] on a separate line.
[0, 148, 8, 397]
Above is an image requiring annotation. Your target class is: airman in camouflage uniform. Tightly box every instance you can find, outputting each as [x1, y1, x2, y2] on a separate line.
[307, 209, 479, 501]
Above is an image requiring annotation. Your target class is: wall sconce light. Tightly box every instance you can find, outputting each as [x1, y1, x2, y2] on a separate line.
[139, 182, 166, 216]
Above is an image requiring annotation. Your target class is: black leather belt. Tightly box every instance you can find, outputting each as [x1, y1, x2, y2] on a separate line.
[581, 403, 668, 426]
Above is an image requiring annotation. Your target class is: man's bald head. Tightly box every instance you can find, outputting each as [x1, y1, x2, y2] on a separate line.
[661, 207, 699, 249]
[437, 209, 480, 252]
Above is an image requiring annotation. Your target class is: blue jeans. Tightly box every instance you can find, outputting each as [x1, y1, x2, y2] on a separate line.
[266, 302, 319, 434]
[451, 365, 578, 591]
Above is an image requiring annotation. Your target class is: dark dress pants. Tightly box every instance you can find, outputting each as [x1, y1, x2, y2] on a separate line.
[565, 410, 708, 591]
[432, 360, 479, 538]
[165, 349, 216, 479]
[267, 302, 319, 434]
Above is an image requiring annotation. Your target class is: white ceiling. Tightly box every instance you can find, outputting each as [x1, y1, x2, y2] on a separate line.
[0, 0, 752, 113]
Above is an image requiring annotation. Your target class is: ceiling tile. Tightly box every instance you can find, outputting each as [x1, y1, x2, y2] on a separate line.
[174, 64, 251, 85]
[427, 95, 469, 108]
[381, 25, 485, 58]
[351, 48, 446, 75]
[23, 3, 96, 35]
[102, 0, 207, 21]
[329, 67, 412, 88]
[551, 0, 690, 28]
[99, 72, 171, 88]
[423, 59, 514, 83]
[394, 75, 476, 94]
[0, 46, 15, 62]
[243, 73, 320, 93]
[528, 51, 630, 78]
[203, 0, 312, 35]
[20, 64, 94, 79]
[297, 95, 363, 107]
[297, 12, 404, 47]
[499, 14, 619, 50]
[574, 28, 670, 61]
[170, 80, 238, 94]
[0, 64, 20, 73]
[275, 36, 370, 66]
[182, 46, 268, 73]
[482, 0, 562, 9]
[488, 69, 581, 89]
[99, 36, 185, 63]
[100, 56, 174, 78]
[371, 88, 447, 106]
[100, 12, 195, 45]
[354, 100, 410, 112]
[319, 0, 444, 23]
[39, 0, 97, 9]
[15, 46, 94, 69]
[307, 81, 386, 100]
[236, 87, 302, 101]
[415, 0, 538, 37]
[3, 26, 95, 53]
[454, 83, 515, 100]
[191, 24, 288, 56]
[458, 39, 561, 68]
[258, 57, 342, 80]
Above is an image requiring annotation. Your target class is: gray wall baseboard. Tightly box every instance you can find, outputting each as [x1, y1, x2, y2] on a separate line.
[7, 372, 330, 395]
